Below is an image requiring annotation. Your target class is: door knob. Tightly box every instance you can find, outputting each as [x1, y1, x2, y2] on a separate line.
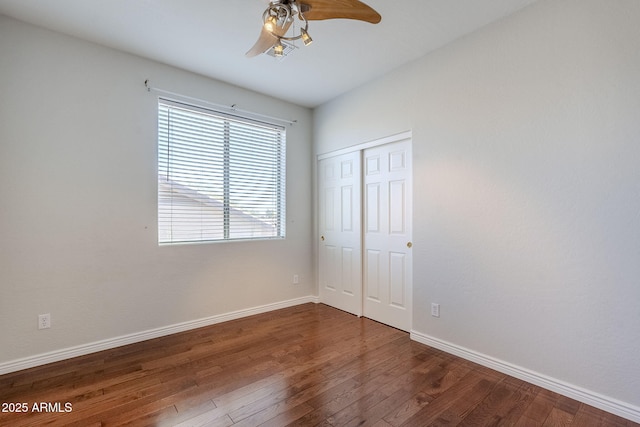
[407, 242, 413, 248]
[321, 235, 325, 241]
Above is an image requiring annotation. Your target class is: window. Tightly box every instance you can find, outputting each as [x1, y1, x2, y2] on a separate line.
[158, 99, 286, 244]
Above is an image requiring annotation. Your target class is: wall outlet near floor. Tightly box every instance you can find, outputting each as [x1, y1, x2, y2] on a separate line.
[293, 274, 299, 284]
[431, 303, 440, 318]
[38, 313, 51, 329]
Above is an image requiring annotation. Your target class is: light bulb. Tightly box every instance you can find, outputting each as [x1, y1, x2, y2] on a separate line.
[274, 42, 284, 57]
[301, 29, 313, 46]
[264, 16, 277, 33]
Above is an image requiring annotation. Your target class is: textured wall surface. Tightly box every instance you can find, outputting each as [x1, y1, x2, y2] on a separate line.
[314, 0, 640, 410]
[0, 15, 313, 365]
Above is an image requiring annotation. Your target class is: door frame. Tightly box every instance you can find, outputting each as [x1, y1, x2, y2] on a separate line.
[317, 131, 412, 163]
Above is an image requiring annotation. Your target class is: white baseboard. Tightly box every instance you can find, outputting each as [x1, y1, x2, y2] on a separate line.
[410, 330, 640, 424]
[0, 296, 319, 376]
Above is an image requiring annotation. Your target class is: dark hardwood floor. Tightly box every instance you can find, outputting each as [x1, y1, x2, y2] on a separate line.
[0, 303, 636, 426]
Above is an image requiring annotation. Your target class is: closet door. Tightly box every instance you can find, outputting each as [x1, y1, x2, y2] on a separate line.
[363, 139, 413, 331]
[318, 152, 362, 316]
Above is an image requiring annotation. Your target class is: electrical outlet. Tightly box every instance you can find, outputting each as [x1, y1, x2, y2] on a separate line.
[431, 303, 440, 318]
[293, 274, 299, 284]
[38, 313, 51, 329]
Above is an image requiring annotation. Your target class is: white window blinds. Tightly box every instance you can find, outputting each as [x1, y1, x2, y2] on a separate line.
[158, 99, 286, 244]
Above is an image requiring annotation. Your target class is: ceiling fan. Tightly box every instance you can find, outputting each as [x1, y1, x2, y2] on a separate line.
[246, 0, 381, 58]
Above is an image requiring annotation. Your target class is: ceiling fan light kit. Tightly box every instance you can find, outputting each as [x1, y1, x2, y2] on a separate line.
[246, 0, 381, 58]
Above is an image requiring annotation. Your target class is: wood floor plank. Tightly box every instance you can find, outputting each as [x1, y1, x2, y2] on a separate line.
[542, 406, 574, 426]
[485, 380, 540, 425]
[457, 380, 514, 426]
[251, 402, 315, 427]
[402, 373, 502, 426]
[382, 391, 433, 427]
[0, 303, 636, 427]
[342, 354, 453, 426]
[518, 388, 559, 425]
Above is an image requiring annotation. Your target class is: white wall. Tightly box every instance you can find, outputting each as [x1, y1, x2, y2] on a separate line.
[0, 15, 313, 366]
[314, 0, 640, 417]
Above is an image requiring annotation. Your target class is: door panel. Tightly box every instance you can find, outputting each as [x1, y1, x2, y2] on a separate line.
[341, 247, 355, 295]
[389, 251, 406, 307]
[390, 180, 406, 234]
[363, 139, 412, 331]
[318, 152, 362, 316]
[366, 249, 381, 300]
[366, 183, 380, 232]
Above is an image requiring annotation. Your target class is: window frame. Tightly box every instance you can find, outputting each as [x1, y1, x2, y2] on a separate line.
[157, 98, 286, 245]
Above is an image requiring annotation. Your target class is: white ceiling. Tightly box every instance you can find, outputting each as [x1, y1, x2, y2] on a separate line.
[0, 0, 539, 107]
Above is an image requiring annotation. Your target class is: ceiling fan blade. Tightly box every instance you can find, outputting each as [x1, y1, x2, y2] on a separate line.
[301, 0, 381, 24]
[246, 27, 279, 57]
[245, 19, 294, 57]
